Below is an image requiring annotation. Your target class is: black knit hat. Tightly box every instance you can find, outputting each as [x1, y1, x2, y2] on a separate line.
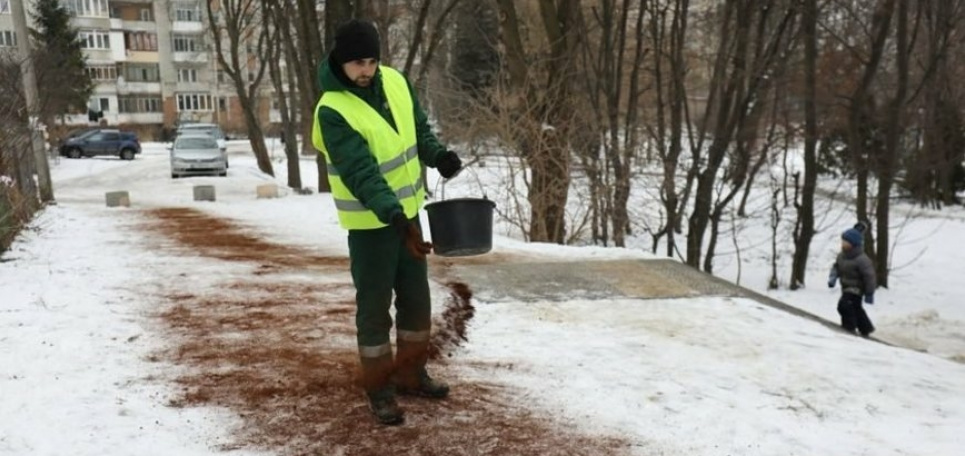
[331, 19, 381, 65]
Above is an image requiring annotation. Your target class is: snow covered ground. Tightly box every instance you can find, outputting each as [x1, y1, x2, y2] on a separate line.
[2, 142, 964, 455]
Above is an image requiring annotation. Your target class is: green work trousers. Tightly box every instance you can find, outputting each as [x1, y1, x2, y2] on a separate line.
[347, 217, 432, 360]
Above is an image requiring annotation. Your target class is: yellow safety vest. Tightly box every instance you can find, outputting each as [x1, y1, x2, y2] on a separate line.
[312, 66, 423, 230]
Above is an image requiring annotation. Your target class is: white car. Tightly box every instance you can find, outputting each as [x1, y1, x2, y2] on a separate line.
[170, 134, 228, 178]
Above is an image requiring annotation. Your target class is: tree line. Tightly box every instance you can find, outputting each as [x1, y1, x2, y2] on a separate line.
[5, 0, 965, 292]
[419, 0, 965, 290]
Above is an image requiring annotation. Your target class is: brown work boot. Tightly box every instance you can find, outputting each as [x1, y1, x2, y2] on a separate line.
[397, 368, 450, 399]
[395, 337, 450, 399]
[360, 352, 404, 425]
[366, 387, 404, 425]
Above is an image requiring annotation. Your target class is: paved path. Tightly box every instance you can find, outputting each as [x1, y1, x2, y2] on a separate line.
[448, 258, 863, 336]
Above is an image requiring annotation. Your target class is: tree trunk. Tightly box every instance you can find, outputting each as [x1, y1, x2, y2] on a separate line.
[320, 0, 354, 191]
[688, 0, 796, 271]
[266, 0, 303, 189]
[875, 0, 909, 288]
[266, 7, 302, 190]
[496, 0, 579, 244]
[296, 0, 324, 161]
[790, 0, 819, 290]
[846, 0, 895, 269]
[206, 0, 274, 177]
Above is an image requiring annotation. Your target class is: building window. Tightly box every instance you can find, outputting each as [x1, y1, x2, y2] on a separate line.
[0, 30, 16, 47]
[218, 97, 227, 111]
[178, 68, 198, 83]
[140, 8, 153, 21]
[79, 30, 110, 50]
[119, 96, 161, 113]
[86, 65, 117, 81]
[125, 32, 158, 51]
[97, 97, 110, 112]
[174, 1, 202, 22]
[0, 0, 9, 14]
[177, 93, 213, 112]
[172, 34, 202, 52]
[64, 0, 109, 17]
[216, 70, 225, 83]
[121, 63, 160, 82]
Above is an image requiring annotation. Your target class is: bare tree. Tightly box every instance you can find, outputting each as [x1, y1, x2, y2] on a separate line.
[577, 0, 648, 247]
[789, 0, 819, 289]
[495, 0, 583, 243]
[910, 1, 965, 208]
[873, 0, 911, 287]
[411, 0, 462, 89]
[0, 52, 39, 248]
[205, 0, 274, 176]
[263, 0, 302, 190]
[645, 0, 691, 257]
[684, 0, 798, 271]
[291, 0, 324, 166]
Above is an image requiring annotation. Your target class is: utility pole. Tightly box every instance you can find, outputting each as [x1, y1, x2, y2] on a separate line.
[11, 0, 55, 204]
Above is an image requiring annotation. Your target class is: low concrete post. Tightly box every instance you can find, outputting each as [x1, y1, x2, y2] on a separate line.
[193, 185, 216, 202]
[256, 184, 279, 199]
[105, 191, 130, 208]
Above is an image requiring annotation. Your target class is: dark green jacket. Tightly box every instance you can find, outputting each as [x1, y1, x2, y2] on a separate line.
[317, 55, 448, 226]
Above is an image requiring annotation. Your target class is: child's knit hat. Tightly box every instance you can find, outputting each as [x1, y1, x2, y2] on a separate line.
[842, 228, 863, 248]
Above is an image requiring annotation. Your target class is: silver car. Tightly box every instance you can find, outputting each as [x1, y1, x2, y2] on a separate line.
[176, 123, 228, 151]
[170, 134, 228, 178]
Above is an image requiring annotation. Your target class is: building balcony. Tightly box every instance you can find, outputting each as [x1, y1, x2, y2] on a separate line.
[83, 49, 114, 61]
[116, 80, 162, 94]
[109, 18, 156, 32]
[171, 21, 204, 33]
[91, 80, 120, 92]
[126, 50, 160, 63]
[72, 16, 112, 29]
[174, 82, 213, 92]
[116, 112, 164, 124]
[173, 51, 207, 63]
[57, 113, 94, 126]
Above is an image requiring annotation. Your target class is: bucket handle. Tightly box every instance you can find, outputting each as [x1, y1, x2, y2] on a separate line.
[436, 155, 487, 201]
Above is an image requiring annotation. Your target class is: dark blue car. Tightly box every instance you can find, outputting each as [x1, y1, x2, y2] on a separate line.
[59, 128, 142, 160]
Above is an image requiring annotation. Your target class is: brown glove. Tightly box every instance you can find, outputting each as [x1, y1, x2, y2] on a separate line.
[403, 223, 433, 260]
[392, 212, 433, 260]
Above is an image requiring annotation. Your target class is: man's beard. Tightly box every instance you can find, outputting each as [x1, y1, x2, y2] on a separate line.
[354, 76, 372, 87]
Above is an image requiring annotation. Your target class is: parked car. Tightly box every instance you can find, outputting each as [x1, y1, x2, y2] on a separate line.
[175, 123, 229, 168]
[175, 123, 228, 151]
[170, 134, 228, 178]
[59, 128, 141, 160]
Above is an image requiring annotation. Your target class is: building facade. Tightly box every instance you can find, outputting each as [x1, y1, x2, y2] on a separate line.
[0, 0, 278, 139]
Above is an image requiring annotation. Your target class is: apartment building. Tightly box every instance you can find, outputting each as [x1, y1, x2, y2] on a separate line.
[0, 0, 277, 139]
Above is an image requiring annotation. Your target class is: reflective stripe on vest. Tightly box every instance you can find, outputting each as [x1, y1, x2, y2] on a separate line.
[312, 66, 422, 230]
[327, 145, 418, 177]
[334, 175, 424, 212]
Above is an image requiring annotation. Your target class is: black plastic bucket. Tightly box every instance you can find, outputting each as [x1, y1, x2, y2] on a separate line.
[425, 198, 496, 257]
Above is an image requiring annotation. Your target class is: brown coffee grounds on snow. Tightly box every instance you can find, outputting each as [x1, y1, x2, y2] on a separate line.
[428, 282, 476, 359]
[138, 207, 631, 455]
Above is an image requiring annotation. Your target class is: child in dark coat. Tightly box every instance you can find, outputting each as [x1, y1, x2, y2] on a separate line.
[828, 223, 877, 337]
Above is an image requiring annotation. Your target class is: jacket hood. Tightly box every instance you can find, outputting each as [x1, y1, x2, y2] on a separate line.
[318, 53, 348, 93]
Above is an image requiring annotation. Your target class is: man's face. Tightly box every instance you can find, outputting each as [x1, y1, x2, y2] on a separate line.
[342, 58, 378, 87]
